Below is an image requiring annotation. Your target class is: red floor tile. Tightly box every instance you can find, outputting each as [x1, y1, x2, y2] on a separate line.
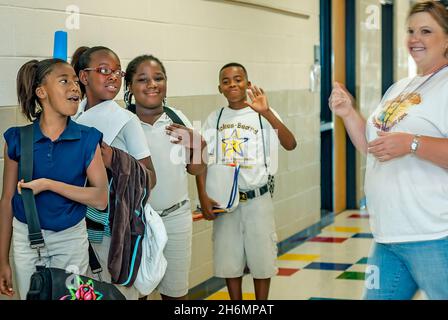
[277, 268, 300, 276]
[348, 214, 370, 219]
[308, 237, 348, 243]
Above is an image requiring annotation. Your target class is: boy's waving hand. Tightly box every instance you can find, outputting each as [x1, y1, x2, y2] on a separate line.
[245, 85, 270, 115]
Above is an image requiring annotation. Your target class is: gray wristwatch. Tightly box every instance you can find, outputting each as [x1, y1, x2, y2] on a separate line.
[410, 135, 421, 154]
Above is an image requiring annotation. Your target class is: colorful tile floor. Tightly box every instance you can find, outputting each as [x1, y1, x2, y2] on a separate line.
[205, 210, 425, 300]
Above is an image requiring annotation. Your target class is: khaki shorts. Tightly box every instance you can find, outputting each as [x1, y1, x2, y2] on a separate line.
[156, 201, 192, 298]
[12, 218, 89, 300]
[212, 193, 278, 279]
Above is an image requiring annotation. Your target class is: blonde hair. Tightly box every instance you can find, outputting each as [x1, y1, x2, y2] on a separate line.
[409, 1, 448, 33]
[408, 1, 448, 56]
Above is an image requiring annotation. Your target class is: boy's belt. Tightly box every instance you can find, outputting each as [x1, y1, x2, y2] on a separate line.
[239, 184, 269, 202]
[158, 199, 189, 217]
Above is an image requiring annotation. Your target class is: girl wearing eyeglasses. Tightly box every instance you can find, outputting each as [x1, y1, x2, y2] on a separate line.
[71, 46, 156, 300]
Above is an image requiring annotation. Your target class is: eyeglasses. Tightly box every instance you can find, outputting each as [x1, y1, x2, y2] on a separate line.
[83, 67, 126, 78]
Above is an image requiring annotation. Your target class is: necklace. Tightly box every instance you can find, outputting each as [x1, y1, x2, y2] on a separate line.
[374, 63, 448, 132]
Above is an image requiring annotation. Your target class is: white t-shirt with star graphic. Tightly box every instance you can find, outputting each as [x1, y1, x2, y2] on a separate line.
[202, 106, 281, 191]
[365, 67, 448, 243]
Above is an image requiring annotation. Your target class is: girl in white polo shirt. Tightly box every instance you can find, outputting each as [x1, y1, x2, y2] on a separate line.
[125, 54, 207, 300]
[71, 46, 157, 300]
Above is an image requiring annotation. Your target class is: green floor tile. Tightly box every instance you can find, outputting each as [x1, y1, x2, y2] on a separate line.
[356, 257, 369, 264]
[337, 272, 366, 281]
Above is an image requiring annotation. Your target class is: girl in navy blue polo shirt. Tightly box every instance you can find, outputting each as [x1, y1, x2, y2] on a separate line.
[0, 59, 108, 299]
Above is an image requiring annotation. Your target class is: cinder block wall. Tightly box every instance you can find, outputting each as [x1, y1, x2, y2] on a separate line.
[0, 0, 321, 298]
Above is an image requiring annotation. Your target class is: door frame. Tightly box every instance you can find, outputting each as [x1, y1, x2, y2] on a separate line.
[320, 0, 334, 217]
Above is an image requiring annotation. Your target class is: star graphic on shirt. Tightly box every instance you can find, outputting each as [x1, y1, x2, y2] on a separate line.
[222, 129, 249, 158]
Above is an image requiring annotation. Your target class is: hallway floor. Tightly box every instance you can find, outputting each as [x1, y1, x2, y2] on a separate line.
[205, 210, 425, 300]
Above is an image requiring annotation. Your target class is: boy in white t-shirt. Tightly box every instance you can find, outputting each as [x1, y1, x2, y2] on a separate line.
[196, 63, 297, 300]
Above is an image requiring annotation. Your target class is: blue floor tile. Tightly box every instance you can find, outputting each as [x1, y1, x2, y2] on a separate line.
[352, 233, 374, 239]
[304, 262, 352, 271]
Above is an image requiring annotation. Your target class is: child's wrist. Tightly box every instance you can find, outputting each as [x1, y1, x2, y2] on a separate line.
[260, 108, 274, 119]
[190, 136, 206, 150]
[44, 178, 53, 192]
[198, 190, 208, 199]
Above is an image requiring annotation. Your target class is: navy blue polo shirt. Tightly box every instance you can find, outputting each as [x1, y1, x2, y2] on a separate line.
[3, 118, 103, 231]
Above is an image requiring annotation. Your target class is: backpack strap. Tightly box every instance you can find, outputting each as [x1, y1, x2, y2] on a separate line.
[88, 243, 103, 276]
[258, 114, 268, 170]
[128, 103, 185, 127]
[215, 108, 225, 164]
[19, 124, 45, 252]
[163, 106, 185, 126]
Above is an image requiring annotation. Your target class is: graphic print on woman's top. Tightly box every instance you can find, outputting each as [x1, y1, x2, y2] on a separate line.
[365, 67, 448, 243]
[202, 107, 280, 191]
[140, 107, 192, 211]
[372, 64, 448, 132]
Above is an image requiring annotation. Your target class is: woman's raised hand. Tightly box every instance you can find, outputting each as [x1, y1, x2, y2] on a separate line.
[329, 82, 356, 118]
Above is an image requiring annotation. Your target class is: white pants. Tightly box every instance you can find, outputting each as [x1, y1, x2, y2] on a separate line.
[12, 218, 89, 300]
[156, 201, 192, 298]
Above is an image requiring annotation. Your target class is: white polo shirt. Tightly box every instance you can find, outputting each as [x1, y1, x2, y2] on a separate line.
[141, 108, 192, 211]
[73, 99, 150, 160]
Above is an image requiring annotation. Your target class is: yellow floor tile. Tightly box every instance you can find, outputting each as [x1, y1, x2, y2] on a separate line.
[278, 254, 320, 261]
[324, 226, 362, 233]
[206, 292, 229, 300]
[206, 292, 255, 300]
[242, 293, 256, 300]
